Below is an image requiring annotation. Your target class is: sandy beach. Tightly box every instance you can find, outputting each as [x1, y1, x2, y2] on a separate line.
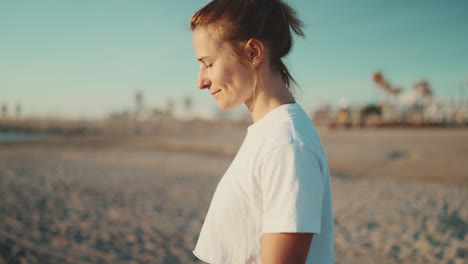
[0, 121, 467, 263]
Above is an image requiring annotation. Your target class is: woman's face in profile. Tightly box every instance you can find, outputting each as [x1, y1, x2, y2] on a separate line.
[192, 27, 254, 111]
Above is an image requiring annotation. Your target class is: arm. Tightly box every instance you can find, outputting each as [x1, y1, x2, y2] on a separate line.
[261, 233, 313, 264]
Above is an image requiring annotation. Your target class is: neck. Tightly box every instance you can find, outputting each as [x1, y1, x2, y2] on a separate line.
[245, 71, 296, 123]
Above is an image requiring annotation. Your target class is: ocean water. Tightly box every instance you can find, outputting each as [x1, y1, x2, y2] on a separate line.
[0, 131, 43, 142]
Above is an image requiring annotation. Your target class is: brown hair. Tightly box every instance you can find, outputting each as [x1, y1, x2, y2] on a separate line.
[190, 0, 304, 92]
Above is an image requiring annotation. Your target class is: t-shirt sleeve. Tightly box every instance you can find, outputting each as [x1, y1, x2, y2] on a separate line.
[259, 142, 325, 234]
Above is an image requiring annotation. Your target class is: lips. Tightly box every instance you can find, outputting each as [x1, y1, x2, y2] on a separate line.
[210, 90, 221, 96]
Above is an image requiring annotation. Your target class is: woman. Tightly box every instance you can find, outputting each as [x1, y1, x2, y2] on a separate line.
[190, 0, 334, 263]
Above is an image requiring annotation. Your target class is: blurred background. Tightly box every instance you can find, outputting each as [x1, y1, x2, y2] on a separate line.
[1, 0, 467, 263]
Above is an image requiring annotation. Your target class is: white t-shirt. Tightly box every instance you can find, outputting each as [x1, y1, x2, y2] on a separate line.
[194, 103, 334, 264]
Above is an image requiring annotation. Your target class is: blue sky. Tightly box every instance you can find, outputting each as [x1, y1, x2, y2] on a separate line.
[1, 0, 467, 119]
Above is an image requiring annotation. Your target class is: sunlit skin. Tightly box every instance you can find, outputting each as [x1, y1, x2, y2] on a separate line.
[192, 26, 296, 122]
[193, 28, 252, 111]
[193, 26, 313, 263]
[262, 233, 314, 264]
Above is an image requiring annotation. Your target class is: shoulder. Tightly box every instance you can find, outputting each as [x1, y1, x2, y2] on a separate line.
[258, 140, 323, 176]
[245, 104, 329, 175]
[250, 104, 323, 155]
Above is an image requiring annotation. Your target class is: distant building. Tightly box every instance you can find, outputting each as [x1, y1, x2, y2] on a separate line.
[1, 103, 7, 119]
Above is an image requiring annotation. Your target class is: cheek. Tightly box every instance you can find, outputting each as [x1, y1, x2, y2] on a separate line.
[213, 65, 235, 86]
[233, 66, 254, 89]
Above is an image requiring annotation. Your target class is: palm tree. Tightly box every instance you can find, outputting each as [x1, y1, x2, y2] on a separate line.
[412, 80, 433, 122]
[372, 72, 399, 122]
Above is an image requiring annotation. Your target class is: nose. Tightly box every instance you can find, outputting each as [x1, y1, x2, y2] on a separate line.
[197, 67, 211, 90]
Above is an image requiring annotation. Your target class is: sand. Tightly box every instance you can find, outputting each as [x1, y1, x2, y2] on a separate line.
[320, 128, 468, 186]
[0, 122, 467, 263]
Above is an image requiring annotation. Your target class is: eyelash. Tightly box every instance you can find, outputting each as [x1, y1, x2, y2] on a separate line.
[206, 63, 213, 68]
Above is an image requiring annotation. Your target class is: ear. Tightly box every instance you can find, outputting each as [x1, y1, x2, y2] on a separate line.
[244, 38, 265, 67]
